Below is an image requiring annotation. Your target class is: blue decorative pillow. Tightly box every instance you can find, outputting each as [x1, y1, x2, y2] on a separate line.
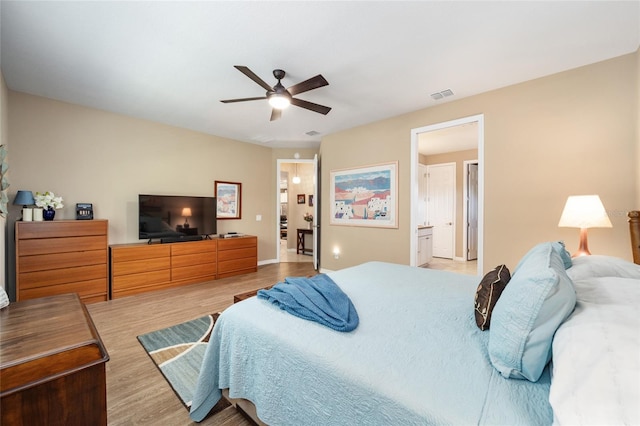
[489, 242, 576, 381]
[515, 241, 572, 271]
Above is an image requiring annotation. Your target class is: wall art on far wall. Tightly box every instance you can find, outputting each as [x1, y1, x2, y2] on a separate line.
[297, 194, 306, 205]
[215, 181, 242, 219]
[330, 161, 398, 228]
[309, 194, 314, 207]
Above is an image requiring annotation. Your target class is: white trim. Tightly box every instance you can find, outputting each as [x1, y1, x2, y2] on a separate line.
[411, 114, 484, 275]
[462, 159, 479, 262]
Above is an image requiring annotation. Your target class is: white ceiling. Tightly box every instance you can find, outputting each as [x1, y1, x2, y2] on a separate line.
[1, 1, 638, 150]
[419, 121, 479, 156]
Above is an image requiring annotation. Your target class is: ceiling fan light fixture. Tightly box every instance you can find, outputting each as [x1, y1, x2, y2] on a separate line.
[268, 93, 291, 109]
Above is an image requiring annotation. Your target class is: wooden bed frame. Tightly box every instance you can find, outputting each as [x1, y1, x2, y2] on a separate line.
[215, 212, 640, 425]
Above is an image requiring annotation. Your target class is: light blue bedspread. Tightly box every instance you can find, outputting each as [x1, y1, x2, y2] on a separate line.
[190, 261, 553, 424]
[256, 273, 359, 332]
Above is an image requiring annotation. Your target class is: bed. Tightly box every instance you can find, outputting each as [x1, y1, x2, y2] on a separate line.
[190, 240, 640, 424]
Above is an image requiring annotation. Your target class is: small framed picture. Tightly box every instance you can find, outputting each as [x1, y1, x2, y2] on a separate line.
[297, 194, 306, 204]
[309, 195, 314, 207]
[215, 181, 242, 219]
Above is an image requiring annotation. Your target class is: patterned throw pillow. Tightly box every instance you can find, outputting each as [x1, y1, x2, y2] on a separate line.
[474, 264, 510, 330]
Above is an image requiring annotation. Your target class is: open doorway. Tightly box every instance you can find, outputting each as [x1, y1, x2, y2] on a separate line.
[410, 115, 484, 276]
[276, 159, 315, 264]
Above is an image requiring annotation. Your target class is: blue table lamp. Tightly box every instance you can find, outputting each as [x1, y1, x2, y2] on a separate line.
[13, 190, 35, 221]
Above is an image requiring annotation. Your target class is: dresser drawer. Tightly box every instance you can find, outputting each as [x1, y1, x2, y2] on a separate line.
[218, 237, 257, 251]
[111, 257, 171, 276]
[172, 263, 217, 282]
[19, 265, 107, 289]
[19, 278, 107, 301]
[111, 269, 171, 292]
[218, 257, 257, 274]
[19, 249, 107, 273]
[172, 252, 216, 268]
[171, 240, 216, 256]
[18, 236, 107, 256]
[111, 244, 170, 262]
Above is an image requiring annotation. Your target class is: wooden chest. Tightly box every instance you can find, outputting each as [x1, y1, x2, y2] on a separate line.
[0, 293, 109, 425]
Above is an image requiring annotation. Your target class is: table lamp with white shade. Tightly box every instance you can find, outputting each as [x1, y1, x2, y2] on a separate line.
[558, 195, 612, 257]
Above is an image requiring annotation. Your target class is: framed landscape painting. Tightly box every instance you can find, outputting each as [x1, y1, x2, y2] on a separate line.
[330, 161, 398, 228]
[215, 181, 241, 219]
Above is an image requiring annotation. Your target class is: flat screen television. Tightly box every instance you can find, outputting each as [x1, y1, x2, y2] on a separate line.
[138, 194, 217, 241]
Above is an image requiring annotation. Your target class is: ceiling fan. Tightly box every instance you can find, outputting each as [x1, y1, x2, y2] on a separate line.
[220, 66, 331, 121]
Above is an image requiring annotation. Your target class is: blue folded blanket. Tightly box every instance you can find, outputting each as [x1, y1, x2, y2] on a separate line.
[257, 274, 359, 332]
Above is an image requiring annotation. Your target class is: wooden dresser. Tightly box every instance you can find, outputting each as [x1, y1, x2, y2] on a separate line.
[217, 235, 258, 279]
[110, 236, 256, 298]
[0, 293, 109, 425]
[15, 220, 109, 303]
[110, 239, 217, 299]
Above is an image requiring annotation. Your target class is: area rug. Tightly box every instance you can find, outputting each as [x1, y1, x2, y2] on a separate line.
[137, 313, 230, 414]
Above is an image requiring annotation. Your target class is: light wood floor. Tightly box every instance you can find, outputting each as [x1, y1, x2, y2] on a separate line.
[87, 262, 315, 425]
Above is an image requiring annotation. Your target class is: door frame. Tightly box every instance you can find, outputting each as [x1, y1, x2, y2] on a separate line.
[463, 160, 479, 261]
[410, 114, 484, 275]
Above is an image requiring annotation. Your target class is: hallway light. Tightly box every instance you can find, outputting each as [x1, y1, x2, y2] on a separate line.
[292, 163, 301, 184]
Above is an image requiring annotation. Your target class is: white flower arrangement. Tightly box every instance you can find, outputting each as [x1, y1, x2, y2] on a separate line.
[35, 191, 64, 210]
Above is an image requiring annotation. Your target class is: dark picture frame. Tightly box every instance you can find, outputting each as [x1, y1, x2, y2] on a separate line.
[297, 194, 306, 205]
[309, 195, 314, 207]
[215, 181, 242, 219]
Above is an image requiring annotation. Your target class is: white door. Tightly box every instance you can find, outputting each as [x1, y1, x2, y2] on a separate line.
[313, 154, 319, 270]
[467, 163, 478, 260]
[427, 163, 455, 259]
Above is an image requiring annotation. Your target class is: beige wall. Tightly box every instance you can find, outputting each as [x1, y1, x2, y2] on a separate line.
[6, 91, 282, 297]
[421, 149, 478, 259]
[321, 52, 639, 273]
[0, 73, 8, 290]
[637, 48, 640, 206]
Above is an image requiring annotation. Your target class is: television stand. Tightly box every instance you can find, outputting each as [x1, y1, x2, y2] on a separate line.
[110, 235, 258, 299]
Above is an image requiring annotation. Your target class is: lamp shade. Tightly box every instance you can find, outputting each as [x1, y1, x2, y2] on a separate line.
[181, 207, 192, 217]
[558, 195, 612, 229]
[13, 190, 35, 206]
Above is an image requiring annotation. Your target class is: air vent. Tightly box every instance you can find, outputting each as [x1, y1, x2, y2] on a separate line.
[306, 130, 321, 136]
[430, 89, 454, 101]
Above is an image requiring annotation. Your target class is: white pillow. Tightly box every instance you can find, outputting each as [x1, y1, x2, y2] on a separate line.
[549, 276, 640, 425]
[567, 255, 640, 281]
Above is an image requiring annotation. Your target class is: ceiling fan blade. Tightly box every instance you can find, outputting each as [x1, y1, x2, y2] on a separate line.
[287, 74, 329, 96]
[234, 65, 273, 91]
[270, 108, 282, 121]
[220, 96, 266, 103]
[290, 98, 332, 115]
